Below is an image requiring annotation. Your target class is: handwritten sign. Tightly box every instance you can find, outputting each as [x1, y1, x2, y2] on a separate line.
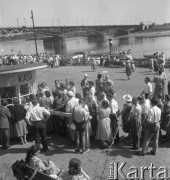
[18, 72, 33, 83]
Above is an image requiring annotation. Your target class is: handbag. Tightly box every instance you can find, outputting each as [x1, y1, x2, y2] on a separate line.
[12, 159, 26, 179]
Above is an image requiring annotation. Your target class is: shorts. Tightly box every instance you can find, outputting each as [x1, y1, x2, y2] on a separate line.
[74, 121, 86, 132]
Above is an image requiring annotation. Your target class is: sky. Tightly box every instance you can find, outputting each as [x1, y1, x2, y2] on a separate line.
[0, 0, 170, 27]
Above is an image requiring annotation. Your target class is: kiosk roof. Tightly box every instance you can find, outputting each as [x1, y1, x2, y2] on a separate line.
[0, 63, 47, 75]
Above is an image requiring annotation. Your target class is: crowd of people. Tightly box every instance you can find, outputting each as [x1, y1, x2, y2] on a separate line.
[0, 51, 170, 179]
[149, 52, 166, 73]
[0, 53, 60, 67]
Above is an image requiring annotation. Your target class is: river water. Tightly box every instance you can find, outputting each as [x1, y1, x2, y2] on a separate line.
[0, 34, 170, 58]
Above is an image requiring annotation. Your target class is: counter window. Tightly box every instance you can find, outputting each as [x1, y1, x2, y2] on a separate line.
[20, 83, 34, 96]
[0, 86, 17, 105]
[20, 83, 34, 105]
[20, 84, 31, 96]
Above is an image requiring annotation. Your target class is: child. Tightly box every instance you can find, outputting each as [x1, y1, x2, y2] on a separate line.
[59, 158, 90, 180]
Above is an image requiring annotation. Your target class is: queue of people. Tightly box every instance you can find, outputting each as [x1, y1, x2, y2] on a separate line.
[1, 66, 170, 179]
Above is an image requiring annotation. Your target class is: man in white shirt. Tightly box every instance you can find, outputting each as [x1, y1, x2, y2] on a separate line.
[107, 93, 119, 144]
[138, 96, 151, 145]
[130, 97, 142, 150]
[65, 91, 79, 142]
[88, 81, 96, 102]
[141, 77, 152, 99]
[26, 99, 50, 152]
[136, 97, 161, 156]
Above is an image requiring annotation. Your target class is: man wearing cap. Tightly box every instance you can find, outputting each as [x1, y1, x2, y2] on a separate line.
[136, 97, 161, 156]
[81, 74, 89, 98]
[65, 91, 79, 142]
[25, 99, 51, 152]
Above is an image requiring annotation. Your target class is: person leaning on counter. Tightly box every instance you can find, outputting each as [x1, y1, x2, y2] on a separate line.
[25, 99, 50, 152]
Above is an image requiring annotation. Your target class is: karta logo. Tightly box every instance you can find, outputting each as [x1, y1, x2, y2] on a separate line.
[109, 162, 170, 180]
[18, 72, 32, 83]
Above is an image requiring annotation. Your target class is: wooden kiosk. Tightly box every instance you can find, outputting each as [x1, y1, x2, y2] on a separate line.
[0, 63, 47, 106]
[0, 63, 47, 138]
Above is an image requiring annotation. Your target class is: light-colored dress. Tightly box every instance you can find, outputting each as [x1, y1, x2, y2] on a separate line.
[96, 107, 112, 142]
[30, 156, 60, 176]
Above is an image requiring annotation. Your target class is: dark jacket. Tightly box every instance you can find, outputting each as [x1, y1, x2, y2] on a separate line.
[0, 106, 11, 129]
[10, 104, 26, 123]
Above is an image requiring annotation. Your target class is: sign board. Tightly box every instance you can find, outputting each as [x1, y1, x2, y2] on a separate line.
[0, 71, 36, 87]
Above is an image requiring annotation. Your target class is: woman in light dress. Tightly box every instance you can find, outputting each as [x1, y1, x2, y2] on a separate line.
[96, 100, 112, 149]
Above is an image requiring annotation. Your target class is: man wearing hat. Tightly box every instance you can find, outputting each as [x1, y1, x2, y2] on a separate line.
[81, 74, 89, 98]
[121, 95, 133, 139]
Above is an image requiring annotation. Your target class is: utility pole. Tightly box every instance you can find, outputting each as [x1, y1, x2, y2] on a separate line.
[17, 18, 19, 27]
[24, 18, 26, 27]
[31, 10, 38, 58]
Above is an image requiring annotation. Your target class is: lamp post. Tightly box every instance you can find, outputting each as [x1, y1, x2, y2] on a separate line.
[31, 10, 38, 58]
[109, 39, 113, 53]
[17, 18, 19, 27]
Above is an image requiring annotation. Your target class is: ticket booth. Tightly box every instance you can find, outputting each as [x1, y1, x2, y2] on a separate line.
[0, 64, 47, 106]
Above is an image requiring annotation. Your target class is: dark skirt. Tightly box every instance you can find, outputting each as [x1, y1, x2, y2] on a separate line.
[126, 66, 131, 76]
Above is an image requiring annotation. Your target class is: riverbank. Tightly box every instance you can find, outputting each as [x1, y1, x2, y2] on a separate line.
[115, 30, 170, 39]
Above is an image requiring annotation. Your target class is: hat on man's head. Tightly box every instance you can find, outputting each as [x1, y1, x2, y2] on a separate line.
[123, 94, 132, 102]
[84, 74, 88, 77]
[67, 91, 74, 97]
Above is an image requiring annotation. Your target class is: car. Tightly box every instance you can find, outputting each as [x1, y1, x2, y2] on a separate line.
[71, 52, 86, 60]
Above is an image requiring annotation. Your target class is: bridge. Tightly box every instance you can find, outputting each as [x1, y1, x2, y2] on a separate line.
[0, 24, 142, 37]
